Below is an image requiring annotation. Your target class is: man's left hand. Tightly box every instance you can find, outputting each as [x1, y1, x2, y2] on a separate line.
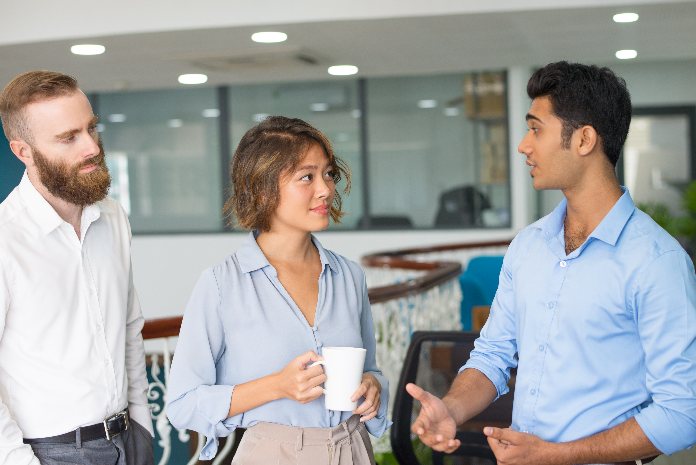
[484, 427, 565, 465]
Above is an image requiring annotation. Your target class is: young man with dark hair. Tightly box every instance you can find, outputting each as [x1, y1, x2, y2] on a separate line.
[408, 61, 696, 465]
[0, 71, 154, 465]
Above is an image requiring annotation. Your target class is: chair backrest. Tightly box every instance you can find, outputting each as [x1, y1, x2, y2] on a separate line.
[357, 214, 413, 229]
[459, 255, 504, 330]
[391, 331, 515, 465]
[465, 256, 504, 301]
[434, 185, 491, 227]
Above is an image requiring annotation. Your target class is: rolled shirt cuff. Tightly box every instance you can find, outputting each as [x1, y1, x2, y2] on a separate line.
[128, 403, 154, 437]
[459, 361, 510, 401]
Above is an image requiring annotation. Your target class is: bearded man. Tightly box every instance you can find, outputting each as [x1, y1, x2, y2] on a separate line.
[0, 71, 154, 465]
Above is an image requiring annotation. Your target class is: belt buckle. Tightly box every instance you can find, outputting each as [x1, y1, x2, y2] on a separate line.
[103, 410, 129, 441]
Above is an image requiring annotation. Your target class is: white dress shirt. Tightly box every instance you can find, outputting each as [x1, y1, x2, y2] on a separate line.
[0, 173, 152, 465]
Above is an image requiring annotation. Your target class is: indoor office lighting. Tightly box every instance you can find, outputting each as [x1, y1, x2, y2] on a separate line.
[328, 65, 358, 76]
[202, 108, 220, 118]
[251, 32, 287, 43]
[351, 109, 361, 119]
[613, 12, 639, 23]
[107, 114, 126, 123]
[615, 49, 638, 60]
[70, 44, 105, 56]
[418, 99, 438, 109]
[178, 73, 208, 85]
[310, 103, 329, 112]
[168, 119, 183, 128]
[253, 113, 270, 123]
[444, 107, 460, 117]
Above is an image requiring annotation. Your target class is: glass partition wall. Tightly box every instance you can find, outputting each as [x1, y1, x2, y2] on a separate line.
[93, 70, 510, 233]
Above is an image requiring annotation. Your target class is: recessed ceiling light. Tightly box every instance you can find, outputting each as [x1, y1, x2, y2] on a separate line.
[251, 32, 287, 43]
[351, 109, 362, 119]
[202, 108, 220, 118]
[70, 44, 105, 56]
[615, 49, 638, 60]
[418, 99, 438, 109]
[168, 119, 183, 128]
[96, 123, 105, 133]
[178, 74, 208, 85]
[613, 12, 639, 23]
[328, 65, 358, 76]
[253, 113, 270, 123]
[444, 107, 460, 117]
[310, 103, 329, 112]
[108, 114, 126, 123]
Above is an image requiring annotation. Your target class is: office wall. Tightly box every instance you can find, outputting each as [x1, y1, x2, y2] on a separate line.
[0, 133, 24, 200]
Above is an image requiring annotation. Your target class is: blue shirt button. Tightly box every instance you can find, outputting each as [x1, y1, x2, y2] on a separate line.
[547, 301, 555, 309]
[530, 388, 536, 395]
[560, 260, 567, 268]
[539, 345, 545, 351]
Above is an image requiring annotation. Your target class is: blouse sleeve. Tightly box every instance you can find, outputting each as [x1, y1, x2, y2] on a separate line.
[358, 272, 392, 437]
[165, 269, 243, 460]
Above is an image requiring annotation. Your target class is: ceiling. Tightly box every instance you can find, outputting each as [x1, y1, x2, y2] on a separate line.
[0, 2, 695, 93]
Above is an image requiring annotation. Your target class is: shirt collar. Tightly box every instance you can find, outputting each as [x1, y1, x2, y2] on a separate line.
[537, 187, 635, 247]
[587, 187, 635, 246]
[236, 230, 339, 274]
[17, 171, 102, 236]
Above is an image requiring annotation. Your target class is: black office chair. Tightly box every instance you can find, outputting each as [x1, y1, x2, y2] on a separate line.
[391, 331, 515, 465]
[357, 214, 414, 229]
[434, 186, 491, 228]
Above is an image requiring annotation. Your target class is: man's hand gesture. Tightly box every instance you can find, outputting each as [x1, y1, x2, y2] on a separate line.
[406, 383, 461, 453]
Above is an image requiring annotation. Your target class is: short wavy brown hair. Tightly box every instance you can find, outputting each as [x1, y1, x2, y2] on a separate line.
[0, 70, 79, 142]
[224, 116, 351, 231]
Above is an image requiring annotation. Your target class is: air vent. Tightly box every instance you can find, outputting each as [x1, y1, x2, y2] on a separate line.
[186, 47, 325, 71]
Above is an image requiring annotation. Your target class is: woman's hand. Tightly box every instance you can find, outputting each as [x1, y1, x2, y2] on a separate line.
[351, 373, 381, 422]
[275, 351, 327, 404]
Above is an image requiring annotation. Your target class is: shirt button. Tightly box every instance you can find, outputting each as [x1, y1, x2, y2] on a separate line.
[547, 302, 555, 309]
[538, 345, 545, 351]
[559, 260, 567, 268]
[530, 389, 536, 395]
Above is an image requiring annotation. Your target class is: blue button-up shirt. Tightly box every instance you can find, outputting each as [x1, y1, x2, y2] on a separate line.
[166, 232, 390, 459]
[463, 189, 696, 455]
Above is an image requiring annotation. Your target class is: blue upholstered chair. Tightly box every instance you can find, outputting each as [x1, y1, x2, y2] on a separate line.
[459, 255, 504, 330]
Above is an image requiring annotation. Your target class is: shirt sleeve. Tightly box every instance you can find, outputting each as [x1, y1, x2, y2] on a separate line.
[0, 258, 40, 465]
[358, 272, 392, 438]
[165, 269, 238, 460]
[125, 260, 154, 437]
[631, 250, 696, 455]
[460, 238, 519, 399]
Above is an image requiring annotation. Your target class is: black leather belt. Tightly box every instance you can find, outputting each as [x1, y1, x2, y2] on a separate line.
[23, 409, 130, 444]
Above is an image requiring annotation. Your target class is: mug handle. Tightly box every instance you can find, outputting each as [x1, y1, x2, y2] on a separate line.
[307, 361, 327, 394]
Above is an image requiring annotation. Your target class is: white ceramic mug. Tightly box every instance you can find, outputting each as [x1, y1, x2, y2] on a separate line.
[310, 346, 366, 411]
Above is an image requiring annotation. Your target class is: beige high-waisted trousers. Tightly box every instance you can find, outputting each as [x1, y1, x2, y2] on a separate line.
[231, 415, 376, 465]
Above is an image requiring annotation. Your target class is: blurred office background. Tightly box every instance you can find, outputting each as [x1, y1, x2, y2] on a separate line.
[1, 1, 695, 463]
[3, 0, 694, 320]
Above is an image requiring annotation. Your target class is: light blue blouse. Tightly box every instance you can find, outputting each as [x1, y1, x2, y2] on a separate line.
[166, 232, 390, 460]
[463, 189, 696, 455]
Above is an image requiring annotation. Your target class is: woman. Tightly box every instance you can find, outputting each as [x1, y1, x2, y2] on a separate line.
[166, 116, 389, 465]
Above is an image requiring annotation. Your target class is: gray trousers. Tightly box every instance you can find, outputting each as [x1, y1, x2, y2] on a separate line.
[232, 415, 375, 465]
[29, 420, 154, 465]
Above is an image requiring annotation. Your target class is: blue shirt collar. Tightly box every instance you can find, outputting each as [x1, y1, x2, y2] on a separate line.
[236, 230, 338, 274]
[538, 187, 636, 247]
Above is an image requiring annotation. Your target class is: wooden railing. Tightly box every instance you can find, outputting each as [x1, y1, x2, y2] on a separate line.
[142, 238, 512, 463]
